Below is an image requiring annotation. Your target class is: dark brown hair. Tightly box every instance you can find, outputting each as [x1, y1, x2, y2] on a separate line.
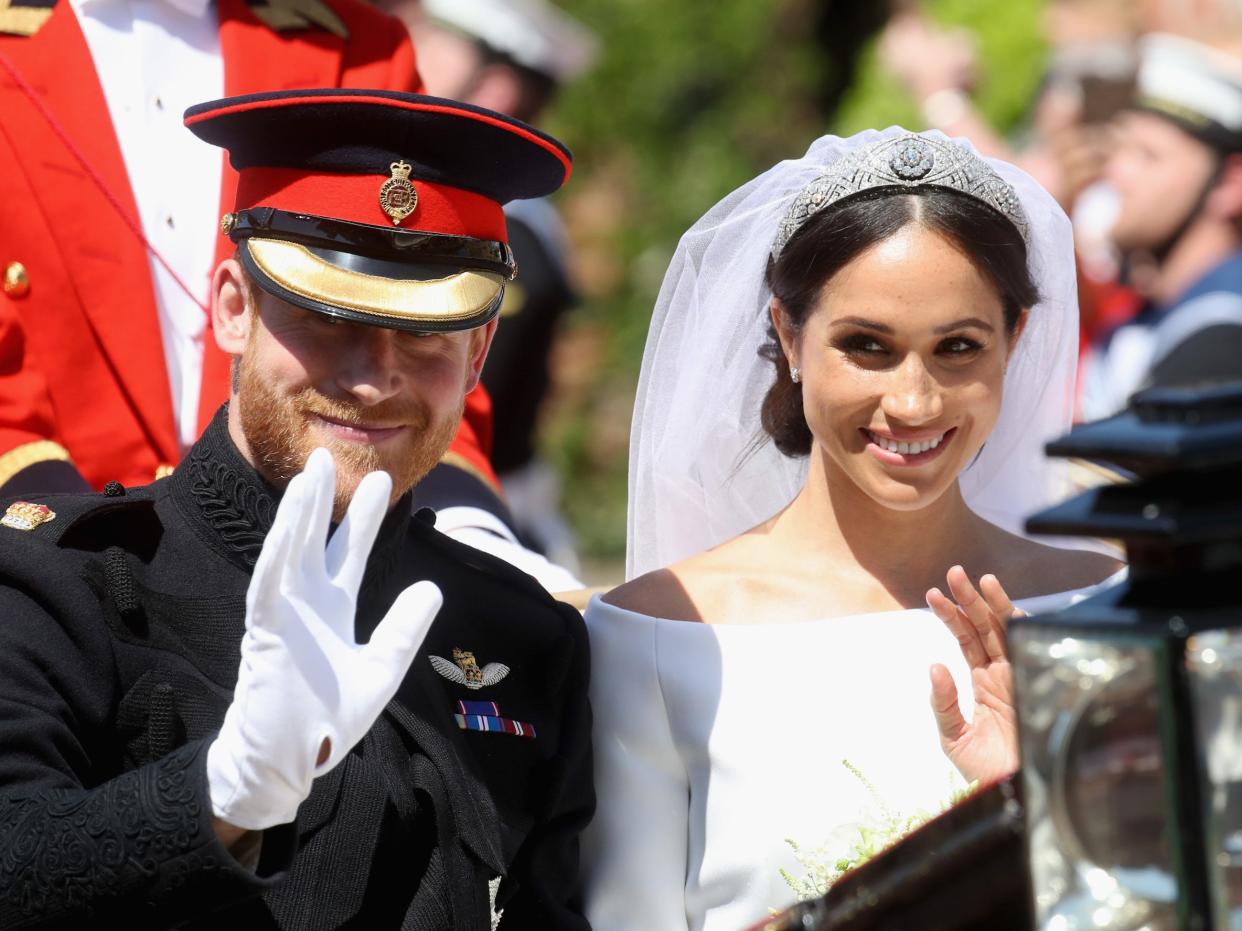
[760, 188, 1040, 456]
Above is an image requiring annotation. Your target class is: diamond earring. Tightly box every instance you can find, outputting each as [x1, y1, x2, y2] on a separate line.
[790, 365, 801, 383]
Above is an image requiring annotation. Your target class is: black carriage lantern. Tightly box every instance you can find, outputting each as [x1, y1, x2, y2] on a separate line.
[1011, 381, 1242, 931]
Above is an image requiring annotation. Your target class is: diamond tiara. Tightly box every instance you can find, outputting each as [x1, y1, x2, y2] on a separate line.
[771, 134, 1030, 258]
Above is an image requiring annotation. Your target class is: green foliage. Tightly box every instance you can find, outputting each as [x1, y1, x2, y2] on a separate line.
[539, 0, 1047, 565]
[835, 0, 1047, 135]
[779, 760, 978, 902]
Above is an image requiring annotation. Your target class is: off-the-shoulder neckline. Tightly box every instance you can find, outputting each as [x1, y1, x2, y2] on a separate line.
[587, 567, 1128, 629]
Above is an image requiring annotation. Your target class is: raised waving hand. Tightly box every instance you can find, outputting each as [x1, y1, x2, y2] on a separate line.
[207, 447, 443, 831]
[926, 565, 1023, 785]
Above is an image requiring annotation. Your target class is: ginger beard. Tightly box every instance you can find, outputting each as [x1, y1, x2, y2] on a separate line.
[236, 335, 461, 518]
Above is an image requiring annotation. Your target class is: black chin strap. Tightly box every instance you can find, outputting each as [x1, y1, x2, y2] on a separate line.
[1150, 154, 1226, 265]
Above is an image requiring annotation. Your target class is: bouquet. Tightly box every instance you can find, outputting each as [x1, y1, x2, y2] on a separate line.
[779, 759, 976, 901]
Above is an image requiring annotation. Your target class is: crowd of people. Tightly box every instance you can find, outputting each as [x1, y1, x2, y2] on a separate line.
[0, 0, 1237, 929]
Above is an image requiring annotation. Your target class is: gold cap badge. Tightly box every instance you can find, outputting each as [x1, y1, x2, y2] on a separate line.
[2, 501, 55, 531]
[378, 160, 418, 226]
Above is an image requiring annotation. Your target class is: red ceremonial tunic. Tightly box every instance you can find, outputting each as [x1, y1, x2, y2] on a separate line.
[0, 0, 499, 492]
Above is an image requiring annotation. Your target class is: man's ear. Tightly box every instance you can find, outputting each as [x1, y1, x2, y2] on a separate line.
[465, 316, 499, 392]
[212, 258, 254, 356]
[1206, 153, 1242, 221]
[770, 297, 799, 370]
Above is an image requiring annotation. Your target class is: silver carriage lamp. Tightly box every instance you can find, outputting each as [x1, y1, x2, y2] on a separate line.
[1011, 381, 1242, 931]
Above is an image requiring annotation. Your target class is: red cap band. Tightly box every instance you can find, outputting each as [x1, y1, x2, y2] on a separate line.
[235, 167, 509, 242]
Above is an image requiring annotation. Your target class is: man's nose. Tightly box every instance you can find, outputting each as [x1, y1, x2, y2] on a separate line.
[336, 324, 405, 405]
[881, 354, 943, 424]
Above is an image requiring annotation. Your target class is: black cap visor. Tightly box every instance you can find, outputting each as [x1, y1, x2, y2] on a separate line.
[229, 207, 517, 277]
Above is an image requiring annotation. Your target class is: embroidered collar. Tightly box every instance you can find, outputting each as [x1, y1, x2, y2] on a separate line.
[169, 407, 412, 572]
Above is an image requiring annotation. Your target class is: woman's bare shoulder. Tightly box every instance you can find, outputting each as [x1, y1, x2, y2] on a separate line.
[601, 569, 700, 622]
[990, 531, 1124, 597]
[1043, 545, 1124, 590]
[601, 538, 755, 623]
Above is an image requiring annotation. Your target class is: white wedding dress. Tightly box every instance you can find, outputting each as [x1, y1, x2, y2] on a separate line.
[581, 573, 1124, 931]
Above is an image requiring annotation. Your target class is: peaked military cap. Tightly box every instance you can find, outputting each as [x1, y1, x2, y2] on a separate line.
[184, 88, 572, 332]
[420, 0, 597, 83]
[1135, 33, 1242, 153]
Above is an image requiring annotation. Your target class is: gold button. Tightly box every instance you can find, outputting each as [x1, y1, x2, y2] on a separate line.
[154, 464, 175, 480]
[3, 262, 29, 299]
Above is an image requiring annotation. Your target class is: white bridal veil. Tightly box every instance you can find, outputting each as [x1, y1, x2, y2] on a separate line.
[626, 127, 1080, 579]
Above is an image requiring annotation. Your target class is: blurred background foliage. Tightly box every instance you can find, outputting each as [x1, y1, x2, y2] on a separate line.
[536, 0, 1047, 571]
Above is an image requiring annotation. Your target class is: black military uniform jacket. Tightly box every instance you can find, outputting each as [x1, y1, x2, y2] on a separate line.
[0, 411, 593, 930]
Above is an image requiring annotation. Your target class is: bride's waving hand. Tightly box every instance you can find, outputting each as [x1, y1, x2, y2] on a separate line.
[928, 566, 1023, 785]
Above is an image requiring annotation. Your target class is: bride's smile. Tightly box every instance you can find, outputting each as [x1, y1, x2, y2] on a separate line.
[862, 425, 956, 464]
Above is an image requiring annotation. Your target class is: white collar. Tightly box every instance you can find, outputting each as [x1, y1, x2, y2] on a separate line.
[71, 0, 214, 22]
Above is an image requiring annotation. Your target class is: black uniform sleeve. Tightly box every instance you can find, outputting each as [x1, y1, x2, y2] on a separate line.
[0, 458, 92, 496]
[1148, 322, 1242, 389]
[495, 603, 594, 930]
[0, 575, 292, 928]
[0, 741, 297, 929]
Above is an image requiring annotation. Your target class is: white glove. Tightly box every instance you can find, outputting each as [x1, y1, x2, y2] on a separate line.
[207, 447, 443, 830]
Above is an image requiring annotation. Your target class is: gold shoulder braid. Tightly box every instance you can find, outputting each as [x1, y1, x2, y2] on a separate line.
[0, 0, 56, 38]
[0, 439, 71, 488]
[244, 0, 348, 39]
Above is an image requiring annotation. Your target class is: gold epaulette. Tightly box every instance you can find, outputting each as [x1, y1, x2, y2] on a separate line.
[0, 439, 70, 487]
[244, 0, 348, 39]
[0, 0, 56, 38]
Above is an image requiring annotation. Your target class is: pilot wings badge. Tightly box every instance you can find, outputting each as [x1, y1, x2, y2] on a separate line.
[430, 647, 510, 690]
